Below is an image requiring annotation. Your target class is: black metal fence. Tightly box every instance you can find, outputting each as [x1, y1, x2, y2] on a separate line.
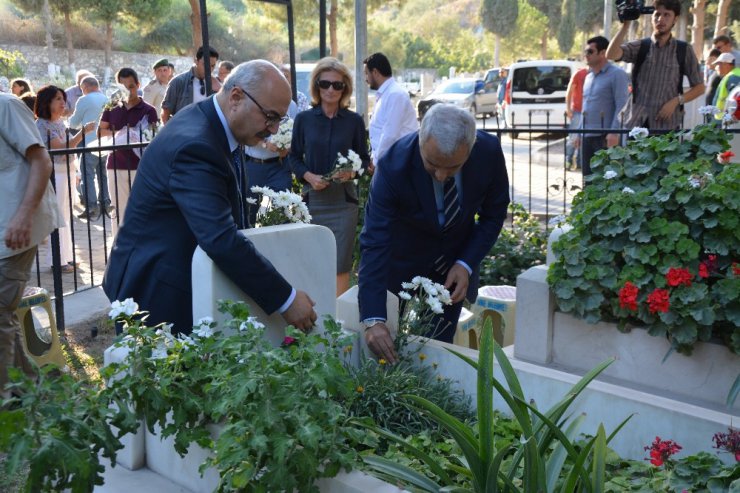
[35, 119, 738, 331]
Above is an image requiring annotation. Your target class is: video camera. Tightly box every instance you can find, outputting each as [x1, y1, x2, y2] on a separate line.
[615, 0, 655, 22]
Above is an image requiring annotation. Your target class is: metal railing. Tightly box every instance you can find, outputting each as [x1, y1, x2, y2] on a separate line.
[35, 117, 737, 331]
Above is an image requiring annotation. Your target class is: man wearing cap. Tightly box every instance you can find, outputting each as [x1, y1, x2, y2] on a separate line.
[161, 46, 220, 124]
[713, 52, 740, 116]
[143, 58, 172, 115]
[712, 35, 740, 68]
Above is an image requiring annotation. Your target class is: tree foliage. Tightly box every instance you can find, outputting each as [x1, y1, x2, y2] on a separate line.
[557, 0, 577, 54]
[480, 0, 519, 39]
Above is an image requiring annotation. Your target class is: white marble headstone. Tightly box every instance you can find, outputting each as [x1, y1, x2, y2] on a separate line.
[192, 223, 336, 346]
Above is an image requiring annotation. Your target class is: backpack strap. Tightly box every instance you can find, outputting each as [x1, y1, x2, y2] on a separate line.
[631, 38, 651, 99]
[675, 40, 687, 109]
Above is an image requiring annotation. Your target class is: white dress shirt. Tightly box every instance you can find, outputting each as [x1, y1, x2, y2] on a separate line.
[369, 78, 419, 164]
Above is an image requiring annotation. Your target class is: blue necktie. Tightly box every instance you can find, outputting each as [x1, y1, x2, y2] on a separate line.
[442, 178, 460, 231]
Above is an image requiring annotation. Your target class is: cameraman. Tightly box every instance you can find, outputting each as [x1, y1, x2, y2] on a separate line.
[606, 0, 703, 131]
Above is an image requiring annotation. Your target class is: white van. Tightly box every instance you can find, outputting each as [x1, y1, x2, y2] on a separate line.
[503, 60, 583, 135]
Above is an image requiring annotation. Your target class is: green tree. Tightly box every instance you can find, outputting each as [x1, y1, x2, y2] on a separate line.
[529, 0, 564, 58]
[575, 0, 604, 34]
[557, 0, 577, 54]
[480, 0, 518, 67]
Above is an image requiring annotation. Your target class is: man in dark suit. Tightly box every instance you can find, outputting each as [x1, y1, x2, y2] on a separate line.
[103, 60, 317, 334]
[358, 104, 510, 363]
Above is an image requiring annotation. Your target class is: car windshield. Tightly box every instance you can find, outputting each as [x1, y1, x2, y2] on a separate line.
[435, 80, 475, 95]
[511, 66, 572, 95]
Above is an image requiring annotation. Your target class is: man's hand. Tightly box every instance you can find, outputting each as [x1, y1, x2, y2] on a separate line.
[444, 263, 470, 304]
[282, 290, 317, 333]
[365, 322, 398, 364]
[657, 97, 679, 121]
[4, 210, 33, 250]
[367, 161, 376, 175]
[333, 170, 354, 183]
[606, 133, 620, 148]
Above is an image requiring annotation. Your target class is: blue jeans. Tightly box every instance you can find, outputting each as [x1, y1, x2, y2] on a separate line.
[80, 152, 110, 209]
[565, 111, 582, 164]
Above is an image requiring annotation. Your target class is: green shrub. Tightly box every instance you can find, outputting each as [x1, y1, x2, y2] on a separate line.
[480, 202, 547, 286]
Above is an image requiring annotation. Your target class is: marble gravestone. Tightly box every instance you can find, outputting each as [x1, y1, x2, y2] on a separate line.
[191, 223, 337, 346]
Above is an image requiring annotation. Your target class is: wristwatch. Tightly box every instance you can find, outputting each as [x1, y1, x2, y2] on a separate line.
[360, 319, 385, 331]
[678, 94, 684, 105]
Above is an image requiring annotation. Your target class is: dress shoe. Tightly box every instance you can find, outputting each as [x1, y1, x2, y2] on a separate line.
[78, 208, 101, 221]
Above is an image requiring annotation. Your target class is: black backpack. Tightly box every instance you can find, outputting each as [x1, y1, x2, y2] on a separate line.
[632, 37, 688, 107]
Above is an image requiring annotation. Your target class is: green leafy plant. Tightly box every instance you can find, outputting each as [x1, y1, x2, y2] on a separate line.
[0, 366, 137, 493]
[357, 317, 631, 492]
[480, 202, 548, 286]
[102, 301, 363, 492]
[345, 354, 475, 441]
[547, 125, 740, 355]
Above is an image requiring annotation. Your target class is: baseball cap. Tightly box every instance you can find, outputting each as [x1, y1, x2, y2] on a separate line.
[714, 52, 736, 65]
[152, 58, 169, 70]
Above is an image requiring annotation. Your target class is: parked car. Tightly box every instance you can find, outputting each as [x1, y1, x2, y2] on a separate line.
[503, 60, 583, 137]
[416, 77, 498, 119]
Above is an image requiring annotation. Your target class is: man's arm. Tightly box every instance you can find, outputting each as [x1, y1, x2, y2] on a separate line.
[607, 68, 631, 147]
[606, 21, 631, 61]
[374, 93, 408, 161]
[5, 145, 53, 250]
[161, 108, 172, 124]
[565, 74, 576, 118]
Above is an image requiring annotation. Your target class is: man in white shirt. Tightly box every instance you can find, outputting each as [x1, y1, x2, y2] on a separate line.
[363, 53, 419, 171]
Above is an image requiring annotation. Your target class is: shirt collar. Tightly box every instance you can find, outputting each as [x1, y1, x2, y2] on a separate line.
[377, 77, 393, 96]
[213, 96, 239, 152]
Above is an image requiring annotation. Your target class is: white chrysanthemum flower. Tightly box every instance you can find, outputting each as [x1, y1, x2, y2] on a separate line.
[109, 298, 139, 319]
[401, 282, 415, 290]
[622, 186, 635, 194]
[246, 197, 258, 205]
[399, 291, 412, 300]
[628, 127, 649, 139]
[604, 170, 618, 180]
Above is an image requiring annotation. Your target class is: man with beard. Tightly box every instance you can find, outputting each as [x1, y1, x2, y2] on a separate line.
[606, 0, 703, 130]
[103, 61, 317, 335]
[363, 52, 418, 171]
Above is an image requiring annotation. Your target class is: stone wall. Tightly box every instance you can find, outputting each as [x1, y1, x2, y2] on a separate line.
[0, 42, 192, 87]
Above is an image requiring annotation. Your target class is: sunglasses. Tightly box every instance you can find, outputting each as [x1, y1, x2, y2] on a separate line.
[238, 87, 288, 127]
[317, 80, 346, 91]
[198, 78, 206, 96]
[584, 48, 601, 55]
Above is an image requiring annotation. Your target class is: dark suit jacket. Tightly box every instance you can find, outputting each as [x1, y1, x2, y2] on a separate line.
[103, 97, 292, 333]
[358, 130, 510, 321]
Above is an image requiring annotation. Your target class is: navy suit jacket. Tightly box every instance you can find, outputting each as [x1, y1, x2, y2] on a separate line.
[358, 130, 510, 321]
[103, 97, 292, 333]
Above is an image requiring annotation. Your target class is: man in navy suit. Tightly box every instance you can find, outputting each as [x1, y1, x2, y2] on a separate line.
[103, 60, 317, 334]
[358, 104, 510, 362]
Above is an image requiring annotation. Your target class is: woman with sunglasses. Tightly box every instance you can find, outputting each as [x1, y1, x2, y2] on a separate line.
[289, 57, 370, 297]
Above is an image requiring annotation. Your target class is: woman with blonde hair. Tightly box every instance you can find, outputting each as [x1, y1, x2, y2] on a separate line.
[289, 57, 370, 296]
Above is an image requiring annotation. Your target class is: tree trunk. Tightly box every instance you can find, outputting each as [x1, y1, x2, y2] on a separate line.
[328, 0, 338, 57]
[63, 9, 75, 73]
[494, 34, 501, 68]
[691, 0, 706, 60]
[714, 0, 731, 37]
[189, 0, 203, 54]
[540, 31, 547, 60]
[104, 20, 113, 72]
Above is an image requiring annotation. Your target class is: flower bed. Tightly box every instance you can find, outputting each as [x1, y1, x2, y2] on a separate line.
[547, 125, 739, 356]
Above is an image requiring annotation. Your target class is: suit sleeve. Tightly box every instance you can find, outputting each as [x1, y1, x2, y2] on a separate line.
[288, 112, 309, 179]
[352, 114, 372, 170]
[358, 165, 399, 321]
[168, 141, 293, 314]
[458, 136, 510, 270]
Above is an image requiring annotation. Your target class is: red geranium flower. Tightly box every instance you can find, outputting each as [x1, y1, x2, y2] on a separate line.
[698, 262, 709, 279]
[666, 267, 692, 287]
[718, 150, 735, 164]
[647, 288, 670, 313]
[619, 281, 639, 311]
[281, 336, 298, 347]
[712, 428, 740, 462]
[645, 436, 682, 467]
[733, 262, 740, 276]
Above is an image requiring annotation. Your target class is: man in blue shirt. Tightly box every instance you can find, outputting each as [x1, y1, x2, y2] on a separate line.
[69, 76, 111, 220]
[579, 35, 630, 175]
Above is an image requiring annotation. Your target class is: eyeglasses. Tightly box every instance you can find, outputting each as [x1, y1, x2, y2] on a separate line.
[238, 87, 288, 127]
[317, 80, 346, 91]
[584, 49, 596, 55]
[198, 78, 206, 96]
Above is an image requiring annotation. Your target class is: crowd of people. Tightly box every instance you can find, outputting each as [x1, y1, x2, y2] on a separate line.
[2, 3, 740, 395]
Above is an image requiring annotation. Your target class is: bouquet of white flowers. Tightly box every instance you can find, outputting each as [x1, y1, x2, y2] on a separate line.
[247, 186, 312, 226]
[269, 118, 293, 151]
[395, 276, 453, 353]
[322, 149, 364, 181]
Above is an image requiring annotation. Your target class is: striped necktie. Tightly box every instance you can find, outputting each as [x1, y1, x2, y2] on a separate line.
[442, 178, 460, 231]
